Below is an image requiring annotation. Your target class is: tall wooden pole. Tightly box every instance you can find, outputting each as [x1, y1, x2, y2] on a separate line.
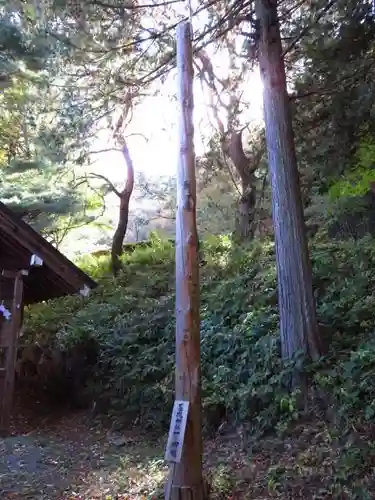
[166, 20, 204, 500]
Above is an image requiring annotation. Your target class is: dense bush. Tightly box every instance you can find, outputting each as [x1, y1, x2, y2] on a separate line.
[23, 235, 375, 437]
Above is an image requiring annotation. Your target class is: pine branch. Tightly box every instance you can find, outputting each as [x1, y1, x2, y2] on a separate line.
[90, 0, 183, 9]
[282, 0, 339, 58]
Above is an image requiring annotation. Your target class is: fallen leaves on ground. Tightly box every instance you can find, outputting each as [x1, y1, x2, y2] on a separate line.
[1, 404, 375, 499]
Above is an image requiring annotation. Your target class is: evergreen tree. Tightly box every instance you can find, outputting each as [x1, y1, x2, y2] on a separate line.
[13, 0, 375, 358]
[0, 9, 101, 244]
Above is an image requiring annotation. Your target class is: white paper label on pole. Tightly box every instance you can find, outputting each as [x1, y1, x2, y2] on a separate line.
[164, 400, 189, 463]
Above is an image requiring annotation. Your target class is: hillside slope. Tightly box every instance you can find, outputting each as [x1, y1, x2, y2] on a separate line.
[20, 235, 375, 497]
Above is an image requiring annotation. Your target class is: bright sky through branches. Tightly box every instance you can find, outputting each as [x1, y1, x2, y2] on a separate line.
[93, 59, 263, 181]
[92, 0, 264, 182]
[63, 1, 264, 256]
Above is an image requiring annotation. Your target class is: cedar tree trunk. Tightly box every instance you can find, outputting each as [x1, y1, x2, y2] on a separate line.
[256, 0, 322, 361]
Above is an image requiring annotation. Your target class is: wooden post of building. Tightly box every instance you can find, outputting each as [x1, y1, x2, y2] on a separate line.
[0, 270, 26, 432]
[164, 20, 204, 500]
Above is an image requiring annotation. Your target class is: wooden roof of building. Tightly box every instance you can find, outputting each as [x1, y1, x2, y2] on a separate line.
[0, 201, 97, 304]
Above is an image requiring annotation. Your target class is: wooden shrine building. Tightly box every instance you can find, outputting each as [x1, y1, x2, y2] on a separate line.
[0, 201, 97, 432]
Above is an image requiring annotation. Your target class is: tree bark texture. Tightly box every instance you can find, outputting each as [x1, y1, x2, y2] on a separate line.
[228, 131, 257, 240]
[111, 141, 135, 276]
[256, 0, 322, 361]
[168, 21, 204, 500]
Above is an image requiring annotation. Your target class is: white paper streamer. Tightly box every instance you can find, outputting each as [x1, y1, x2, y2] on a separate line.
[0, 304, 11, 321]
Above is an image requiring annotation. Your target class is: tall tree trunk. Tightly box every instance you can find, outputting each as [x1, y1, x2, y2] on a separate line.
[111, 141, 135, 276]
[236, 181, 256, 239]
[256, 0, 322, 361]
[196, 52, 260, 241]
[228, 131, 257, 240]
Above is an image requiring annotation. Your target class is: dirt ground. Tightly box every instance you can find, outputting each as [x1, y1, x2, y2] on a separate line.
[1, 406, 168, 499]
[0, 402, 259, 499]
[2, 397, 375, 499]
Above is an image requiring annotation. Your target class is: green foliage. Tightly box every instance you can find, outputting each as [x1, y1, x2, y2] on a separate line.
[0, 7, 105, 242]
[312, 238, 375, 335]
[314, 339, 375, 426]
[293, 0, 375, 197]
[22, 236, 375, 444]
[8, 0, 375, 493]
[328, 137, 375, 199]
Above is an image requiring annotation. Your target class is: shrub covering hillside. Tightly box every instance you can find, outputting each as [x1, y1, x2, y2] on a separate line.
[23, 235, 375, 441]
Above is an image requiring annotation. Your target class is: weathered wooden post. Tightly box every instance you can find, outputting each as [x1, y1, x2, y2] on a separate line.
[164, 20, 205, 500]
[0, 269, 27, 433]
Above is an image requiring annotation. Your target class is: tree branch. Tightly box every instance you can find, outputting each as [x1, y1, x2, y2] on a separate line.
[87, 173, 122, 197]
[90, 0, 183, 9]
[282, 0, 339, 58]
